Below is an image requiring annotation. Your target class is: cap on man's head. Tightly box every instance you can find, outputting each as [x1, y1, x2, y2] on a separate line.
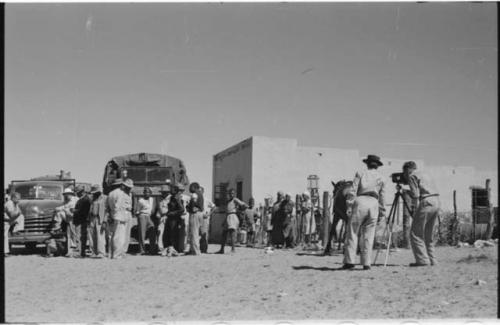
[303, 191, 310, 197]
[123, 178, 134, 188]
[75, 185, 86, 193]
[90, 184, 102, 194]
[277, 191, 284, 196]
[362, 154, 383, 167]
[63, 188, 75, 196]
[403, 161, 417, 170]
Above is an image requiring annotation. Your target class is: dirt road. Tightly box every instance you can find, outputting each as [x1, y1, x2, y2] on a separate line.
[5, 244, 497, 322]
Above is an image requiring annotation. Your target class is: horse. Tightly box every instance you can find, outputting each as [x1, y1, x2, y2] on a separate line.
[324, 179, 353, 254]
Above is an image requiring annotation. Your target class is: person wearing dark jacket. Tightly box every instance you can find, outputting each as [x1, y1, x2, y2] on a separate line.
[187, 182, 204, 255]
[73, 186, 92, 258]
[163, 185, 185, 257]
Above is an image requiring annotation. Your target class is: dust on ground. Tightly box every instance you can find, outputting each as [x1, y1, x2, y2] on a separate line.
[5, 244, 497, 321]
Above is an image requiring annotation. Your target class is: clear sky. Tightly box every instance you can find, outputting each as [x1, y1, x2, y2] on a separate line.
[5, 3, 497, 200]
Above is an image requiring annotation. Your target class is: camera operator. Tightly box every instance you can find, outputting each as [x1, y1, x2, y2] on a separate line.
[402, 161, 441, 267]
[342, 154, 386, 270]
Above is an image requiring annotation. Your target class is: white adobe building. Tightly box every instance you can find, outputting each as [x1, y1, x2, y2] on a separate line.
[212, 136, 497, 212]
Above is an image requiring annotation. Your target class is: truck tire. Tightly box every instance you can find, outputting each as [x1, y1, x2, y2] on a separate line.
[25, 242, 38, 252]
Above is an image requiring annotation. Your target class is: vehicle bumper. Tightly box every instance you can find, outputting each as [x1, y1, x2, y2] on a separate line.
[9, 233, 52, 244]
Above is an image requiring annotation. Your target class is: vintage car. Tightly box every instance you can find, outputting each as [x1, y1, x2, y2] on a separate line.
[8, 174, 76, 251]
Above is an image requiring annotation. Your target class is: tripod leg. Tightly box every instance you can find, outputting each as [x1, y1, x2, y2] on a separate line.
[374, 193, 398, 265]
[384, 194, 401, 267]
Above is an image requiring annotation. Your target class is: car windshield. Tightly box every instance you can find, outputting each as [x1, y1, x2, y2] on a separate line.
[14, 184, 63, 200]
[122, 168, 171, 183]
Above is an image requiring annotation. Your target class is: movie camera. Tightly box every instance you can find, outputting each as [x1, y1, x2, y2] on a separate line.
[391, 172, 408, 185]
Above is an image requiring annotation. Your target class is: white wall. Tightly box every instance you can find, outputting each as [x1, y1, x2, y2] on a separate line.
[214, 136, 498, 213]
[252, 136, 361, 205]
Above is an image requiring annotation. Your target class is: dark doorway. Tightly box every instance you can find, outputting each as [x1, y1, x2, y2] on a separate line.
[236, 181, 243, 200]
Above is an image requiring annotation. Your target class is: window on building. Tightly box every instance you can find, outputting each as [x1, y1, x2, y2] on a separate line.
[236, 181, 243, 200]
[214, 182, 228, 207]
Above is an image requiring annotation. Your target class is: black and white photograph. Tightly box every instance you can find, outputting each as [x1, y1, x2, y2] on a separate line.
[3, 2, 498, 322]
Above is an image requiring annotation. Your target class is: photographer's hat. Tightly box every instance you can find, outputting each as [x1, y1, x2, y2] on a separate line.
[362, 154, 383, 167]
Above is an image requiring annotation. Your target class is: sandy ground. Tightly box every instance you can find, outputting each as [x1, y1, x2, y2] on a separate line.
[5, 244, 498, 322]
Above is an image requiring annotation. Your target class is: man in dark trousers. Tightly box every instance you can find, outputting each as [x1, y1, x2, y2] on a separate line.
[164, 185, 185, 257]
[271, 191, 285, 248]
[187, 182, 204, 255]
[73, 185, 92, 258]
[282, 193, 296, 248]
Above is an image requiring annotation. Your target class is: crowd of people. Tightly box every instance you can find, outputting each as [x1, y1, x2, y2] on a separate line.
[4, 155, 442, 269]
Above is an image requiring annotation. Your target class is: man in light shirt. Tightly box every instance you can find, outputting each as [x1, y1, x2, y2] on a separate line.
[54, 188, 78, 256]
[4, 192, 24, 257]
[343, 154, 386, 270]
[107, 178, 134, 259]
[135, 187, 155, 255]
[403, 161, 441, 267]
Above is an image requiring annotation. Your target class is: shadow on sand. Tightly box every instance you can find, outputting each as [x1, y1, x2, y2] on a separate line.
[292, 262, 400, 271]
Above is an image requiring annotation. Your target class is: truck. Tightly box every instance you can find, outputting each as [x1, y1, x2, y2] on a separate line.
[7, 171, 78, 251]
[101, 153, 190, 245]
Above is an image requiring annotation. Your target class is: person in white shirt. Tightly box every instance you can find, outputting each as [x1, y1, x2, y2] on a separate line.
[135, 187, 155, 255]
[343, 154, 386, 270]
[4, 192, 24, 256]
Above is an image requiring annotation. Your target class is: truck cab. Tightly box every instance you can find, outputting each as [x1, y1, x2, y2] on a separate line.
[8, 177, 75, 251]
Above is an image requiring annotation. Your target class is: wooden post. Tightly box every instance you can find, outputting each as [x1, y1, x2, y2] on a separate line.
[472, 187, 476, 243]
[295, 194, 301, 245]
[453, 190, 457, 244]
[322, 191, 330, 247]
[485, 179, 493, 240]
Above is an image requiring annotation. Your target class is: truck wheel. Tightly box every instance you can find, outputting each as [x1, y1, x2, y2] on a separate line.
[25, 242, 38, 252]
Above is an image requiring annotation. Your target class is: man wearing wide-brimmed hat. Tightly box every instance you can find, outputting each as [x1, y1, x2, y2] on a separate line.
[107, 178, 134, 259]
[342, 154, 386, 270]
[88, 184, 108, 258]
[53, 188, 78, 256]
[121, 179, 135, 255]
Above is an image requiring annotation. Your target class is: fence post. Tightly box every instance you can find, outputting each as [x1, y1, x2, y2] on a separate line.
[296, 194, 301, 245]
[322, 191, 330, 247]
[452, 190, 457, 244]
